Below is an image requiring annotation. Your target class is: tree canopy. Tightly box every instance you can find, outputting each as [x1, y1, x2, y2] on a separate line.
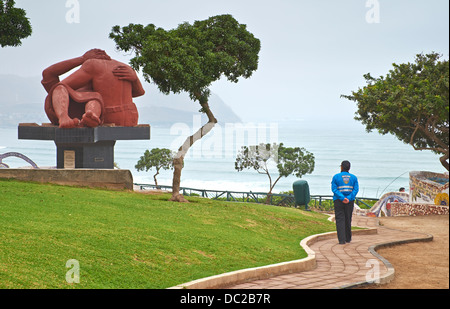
[235, 143, 315, 195]
[342, 52, 449, 171]
[135, 148, 174, 186]
[109, 14, 260, 105]
[0, 0, 32, 47]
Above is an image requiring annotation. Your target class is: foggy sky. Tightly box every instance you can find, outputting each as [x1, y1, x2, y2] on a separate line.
[1, 0, 448, 123]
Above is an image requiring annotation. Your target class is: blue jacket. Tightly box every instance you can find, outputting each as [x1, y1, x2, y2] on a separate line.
[331, 171, 359, 201]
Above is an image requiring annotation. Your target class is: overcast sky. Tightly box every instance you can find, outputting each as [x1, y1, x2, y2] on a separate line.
[1, 0, 449, 123]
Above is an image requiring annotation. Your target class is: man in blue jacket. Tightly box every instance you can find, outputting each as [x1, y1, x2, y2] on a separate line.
[331, 160, 359, 244]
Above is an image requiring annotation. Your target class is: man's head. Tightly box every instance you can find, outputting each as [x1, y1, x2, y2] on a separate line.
[341, 160, 351, 172]
[83, 49, 111, 61]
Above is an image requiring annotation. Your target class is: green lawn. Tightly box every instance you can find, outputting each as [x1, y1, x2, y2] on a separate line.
[0, 179, 336, 289]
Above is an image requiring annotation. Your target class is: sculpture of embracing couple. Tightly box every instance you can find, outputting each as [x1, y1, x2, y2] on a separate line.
[42, 49, 145, 128]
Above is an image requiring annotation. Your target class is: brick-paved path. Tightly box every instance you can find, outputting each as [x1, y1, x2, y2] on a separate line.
[227, 215, 432, 289]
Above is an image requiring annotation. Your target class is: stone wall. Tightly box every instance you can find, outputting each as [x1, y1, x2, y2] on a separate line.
[0, 168, 134, 191]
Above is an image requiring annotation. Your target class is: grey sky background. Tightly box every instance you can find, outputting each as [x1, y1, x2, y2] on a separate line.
[1, 0, 449, 123]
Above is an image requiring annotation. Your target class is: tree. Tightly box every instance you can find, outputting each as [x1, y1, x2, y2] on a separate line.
[110, 14, 261, 202]
[135, 148, 174, 187]
[235, 143, 315, 199]
[341, 53, 449, 171]
[0, 0, 32, 47]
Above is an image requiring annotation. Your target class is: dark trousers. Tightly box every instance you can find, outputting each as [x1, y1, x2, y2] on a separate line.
[334, 199, 354, 243]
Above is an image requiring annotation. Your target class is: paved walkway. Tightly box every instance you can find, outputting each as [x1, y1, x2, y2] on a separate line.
[227, 215, 433, 289]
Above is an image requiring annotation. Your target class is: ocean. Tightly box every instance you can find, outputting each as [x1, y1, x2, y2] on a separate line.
[0, 119, 446, 198]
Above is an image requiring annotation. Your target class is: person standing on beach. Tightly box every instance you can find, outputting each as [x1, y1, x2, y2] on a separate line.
[331, 160, 359, 244]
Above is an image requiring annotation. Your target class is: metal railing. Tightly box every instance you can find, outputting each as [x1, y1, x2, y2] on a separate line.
[308, 195, 378, 210]
[135, 183, 296, 206]
[135, 183, 379, 210]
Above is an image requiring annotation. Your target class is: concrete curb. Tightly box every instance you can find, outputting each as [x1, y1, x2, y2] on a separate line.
[169, 228, 378, 289]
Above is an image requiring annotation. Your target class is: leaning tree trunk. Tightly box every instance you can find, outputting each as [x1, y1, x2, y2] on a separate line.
[153, 169, 159, 187]
[410, 120, 449, 171]
[169, 102, 217, 202]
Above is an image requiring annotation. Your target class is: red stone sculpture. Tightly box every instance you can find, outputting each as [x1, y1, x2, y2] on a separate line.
[41, 49, 145, 128]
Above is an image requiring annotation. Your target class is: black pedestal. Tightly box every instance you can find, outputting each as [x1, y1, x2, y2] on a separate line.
[18, 124, 151, 169]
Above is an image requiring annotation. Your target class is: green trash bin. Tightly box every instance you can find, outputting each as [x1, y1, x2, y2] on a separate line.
[293, 180, 310, 210]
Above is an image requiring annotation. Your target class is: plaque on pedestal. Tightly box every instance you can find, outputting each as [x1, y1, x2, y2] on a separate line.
[64, 150, 76, 169]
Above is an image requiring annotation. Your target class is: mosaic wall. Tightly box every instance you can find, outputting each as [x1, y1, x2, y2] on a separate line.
[390, 202, 449, 216]
[362, 171, 449, 217]
[366, 192, 410, 217]
[409, 171, 449, 206]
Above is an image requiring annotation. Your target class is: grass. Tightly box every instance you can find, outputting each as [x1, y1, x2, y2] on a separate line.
[0, 179, 337, 289]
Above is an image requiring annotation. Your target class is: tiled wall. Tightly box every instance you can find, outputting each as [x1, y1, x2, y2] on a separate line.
[391, 202, 449, 216]
[409, 171, 449, 205]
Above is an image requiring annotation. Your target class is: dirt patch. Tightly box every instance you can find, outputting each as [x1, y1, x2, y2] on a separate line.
[362, 215, 449, 289]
